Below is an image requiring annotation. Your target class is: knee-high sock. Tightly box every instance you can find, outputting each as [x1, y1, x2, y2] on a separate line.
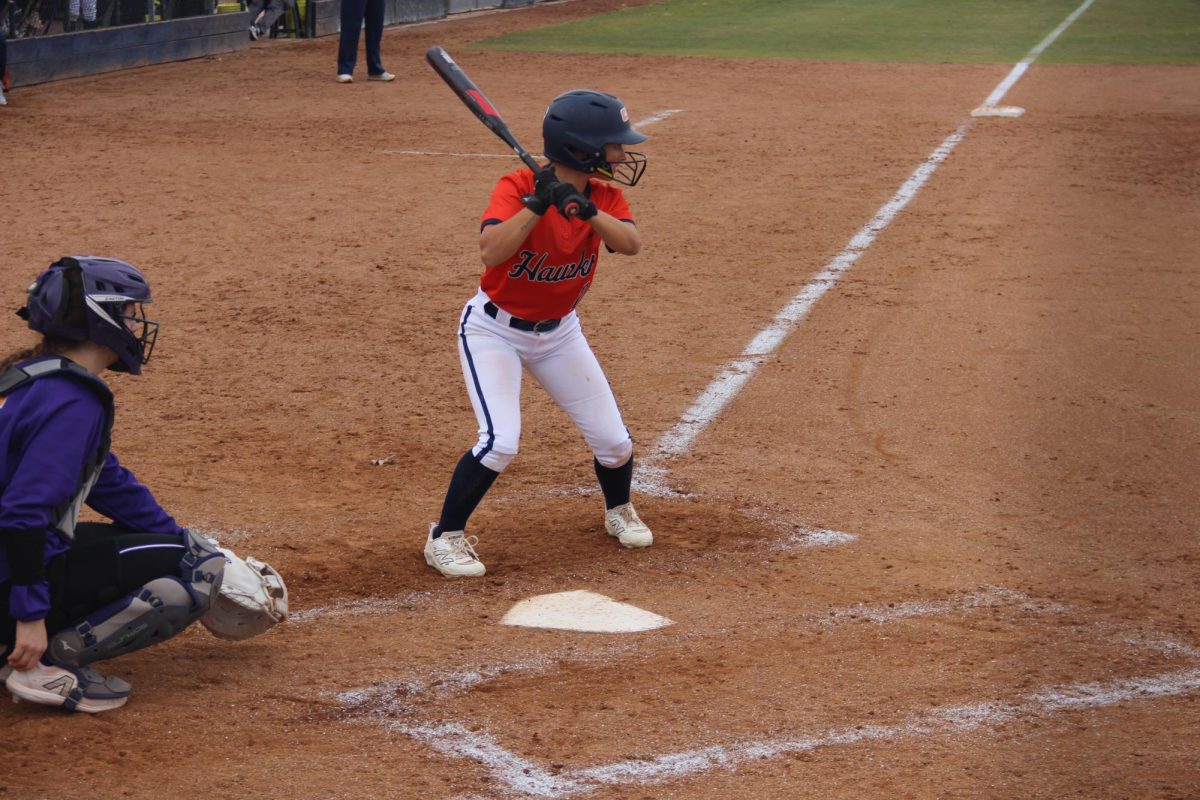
[594, 456, 633, 510]
[435, 451, 500, 537]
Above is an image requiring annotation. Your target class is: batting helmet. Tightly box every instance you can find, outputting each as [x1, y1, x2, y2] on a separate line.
[543, 89, 648, 186]
[17, 256, 159, 375]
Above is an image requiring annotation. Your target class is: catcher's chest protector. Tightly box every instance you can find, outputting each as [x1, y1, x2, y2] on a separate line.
[0, 358, 114, 540]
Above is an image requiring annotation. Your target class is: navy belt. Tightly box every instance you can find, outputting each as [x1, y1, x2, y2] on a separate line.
[484, 302, 562, 333]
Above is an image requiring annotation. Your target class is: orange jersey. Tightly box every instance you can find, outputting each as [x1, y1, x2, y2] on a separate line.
[479, 168, 634, 321]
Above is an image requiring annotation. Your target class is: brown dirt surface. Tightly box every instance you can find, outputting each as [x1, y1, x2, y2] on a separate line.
[2, 1, 1199, 798]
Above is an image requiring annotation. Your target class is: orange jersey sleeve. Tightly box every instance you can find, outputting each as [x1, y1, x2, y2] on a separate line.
[478, 169, 635, 320]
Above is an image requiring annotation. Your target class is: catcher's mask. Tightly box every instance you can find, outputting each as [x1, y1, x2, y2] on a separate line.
[543, 89, 648, 186]
[17, 256, 159, 375]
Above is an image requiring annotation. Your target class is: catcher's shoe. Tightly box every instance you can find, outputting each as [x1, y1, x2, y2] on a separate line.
[6, 661, 130, 713]
[424, 524, 486, 578]
[604, 503, 653, 548]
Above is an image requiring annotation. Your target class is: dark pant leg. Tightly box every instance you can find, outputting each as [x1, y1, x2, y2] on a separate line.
[1, 30, 7, 81]
[45, 523, 186, 635]
[336, 0, 366, 75]
[257, 0, 287, 32]
[0, 580, 15, 656]
[363, 0, 384, 75]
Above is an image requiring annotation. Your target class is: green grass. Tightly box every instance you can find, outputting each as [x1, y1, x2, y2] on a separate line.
[477, 0, 1200, 64]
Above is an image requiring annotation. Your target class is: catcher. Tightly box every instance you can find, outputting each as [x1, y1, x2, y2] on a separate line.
[0, 256, 287, 714]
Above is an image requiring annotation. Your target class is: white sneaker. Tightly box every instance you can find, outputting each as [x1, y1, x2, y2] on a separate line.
[604, 502, 653, 548]
[0, 88, 7, 107]
[248, 24, 259, 40]
[6, 662, 130, 713]
[424, 523, 486, 577]
[368, 71, 395, 82]
[336, 74, 353, 83]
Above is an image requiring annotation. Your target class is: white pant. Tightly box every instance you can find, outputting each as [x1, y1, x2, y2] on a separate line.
[457, 290, 632, 473]
[69, 0, 97, 20]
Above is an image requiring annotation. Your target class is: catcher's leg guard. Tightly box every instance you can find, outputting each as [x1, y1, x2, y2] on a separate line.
[49, 530, 225, 667]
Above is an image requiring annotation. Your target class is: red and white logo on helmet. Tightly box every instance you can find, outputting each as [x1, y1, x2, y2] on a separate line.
[620, 106, 629, 122]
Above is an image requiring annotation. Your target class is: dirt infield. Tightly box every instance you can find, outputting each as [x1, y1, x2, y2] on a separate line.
[2, 2, 1199, 797]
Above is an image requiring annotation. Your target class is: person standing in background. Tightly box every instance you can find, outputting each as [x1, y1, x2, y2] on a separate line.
[335, 0, 392, 83]
[246, 0, 294, 40]
[65, 0, 99, 30]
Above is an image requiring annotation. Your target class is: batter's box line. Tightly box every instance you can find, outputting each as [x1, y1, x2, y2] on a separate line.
[400, 667, 1200, 800]
[489, 484, 858, 552]
[332, 586, 1064, 719]
[333, 590, 1200, 798]
[288, 509, 853, 626]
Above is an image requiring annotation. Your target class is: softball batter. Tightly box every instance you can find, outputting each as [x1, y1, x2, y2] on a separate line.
[424, 89, 652, 578]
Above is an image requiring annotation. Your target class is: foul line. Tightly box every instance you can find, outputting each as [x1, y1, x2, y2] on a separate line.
[646, 122, 969, 465]
[637, 0, 1095, 489]
[983, 0, 1096, 107]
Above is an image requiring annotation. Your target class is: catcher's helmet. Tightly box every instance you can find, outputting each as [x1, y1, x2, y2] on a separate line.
[17, 256, 159, 375]
[543, 89, 648, 186]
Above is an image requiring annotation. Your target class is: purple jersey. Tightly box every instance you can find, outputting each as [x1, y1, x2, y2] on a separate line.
[0, 356, 182, 621]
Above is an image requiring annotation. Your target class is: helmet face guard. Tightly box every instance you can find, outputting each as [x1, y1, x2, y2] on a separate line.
[543, 89, 649, 186]
[595, 151, 648, 187]
[18, 256, 158, 375]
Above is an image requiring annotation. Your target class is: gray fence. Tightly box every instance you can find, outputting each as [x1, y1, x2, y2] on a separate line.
[5, 0, 550, 87]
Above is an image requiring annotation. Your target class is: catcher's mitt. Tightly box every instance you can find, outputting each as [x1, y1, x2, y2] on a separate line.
[201, 548, 288, 640]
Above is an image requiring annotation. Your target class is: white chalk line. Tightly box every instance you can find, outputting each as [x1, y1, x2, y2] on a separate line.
[633, 120, 969, 492]
[982, 0, 1096, 108]
[288, 589, 435, 623]
[382, 150, 518, 158]
[335, 590, 1200, 798]
[331, 586, 1046, 708]
[635, 109, 684, 127]
[292, 510, 857, 625]
[396, 668, 1200, 800]
[386, 108, 680, 161]
[634, 0, 1096, 495]
[334, 586, 1196, 718]
[500, 485, 857, 549]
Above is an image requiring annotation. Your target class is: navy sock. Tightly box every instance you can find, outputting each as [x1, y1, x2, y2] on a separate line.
[594, 457, 633, 510]
[434, 451, 500, 537]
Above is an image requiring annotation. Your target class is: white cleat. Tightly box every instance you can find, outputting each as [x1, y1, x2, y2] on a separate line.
[368, 71, 395, 82]
[424, 523, 486, 578]
[6, 662, 130, 713]
[335, 74, 353, 83]
[604, 502, 653, 548]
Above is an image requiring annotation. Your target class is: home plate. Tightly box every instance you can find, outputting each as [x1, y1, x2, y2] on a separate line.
[971, 105, 1025, 118]
[500, 590, 673, 633]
